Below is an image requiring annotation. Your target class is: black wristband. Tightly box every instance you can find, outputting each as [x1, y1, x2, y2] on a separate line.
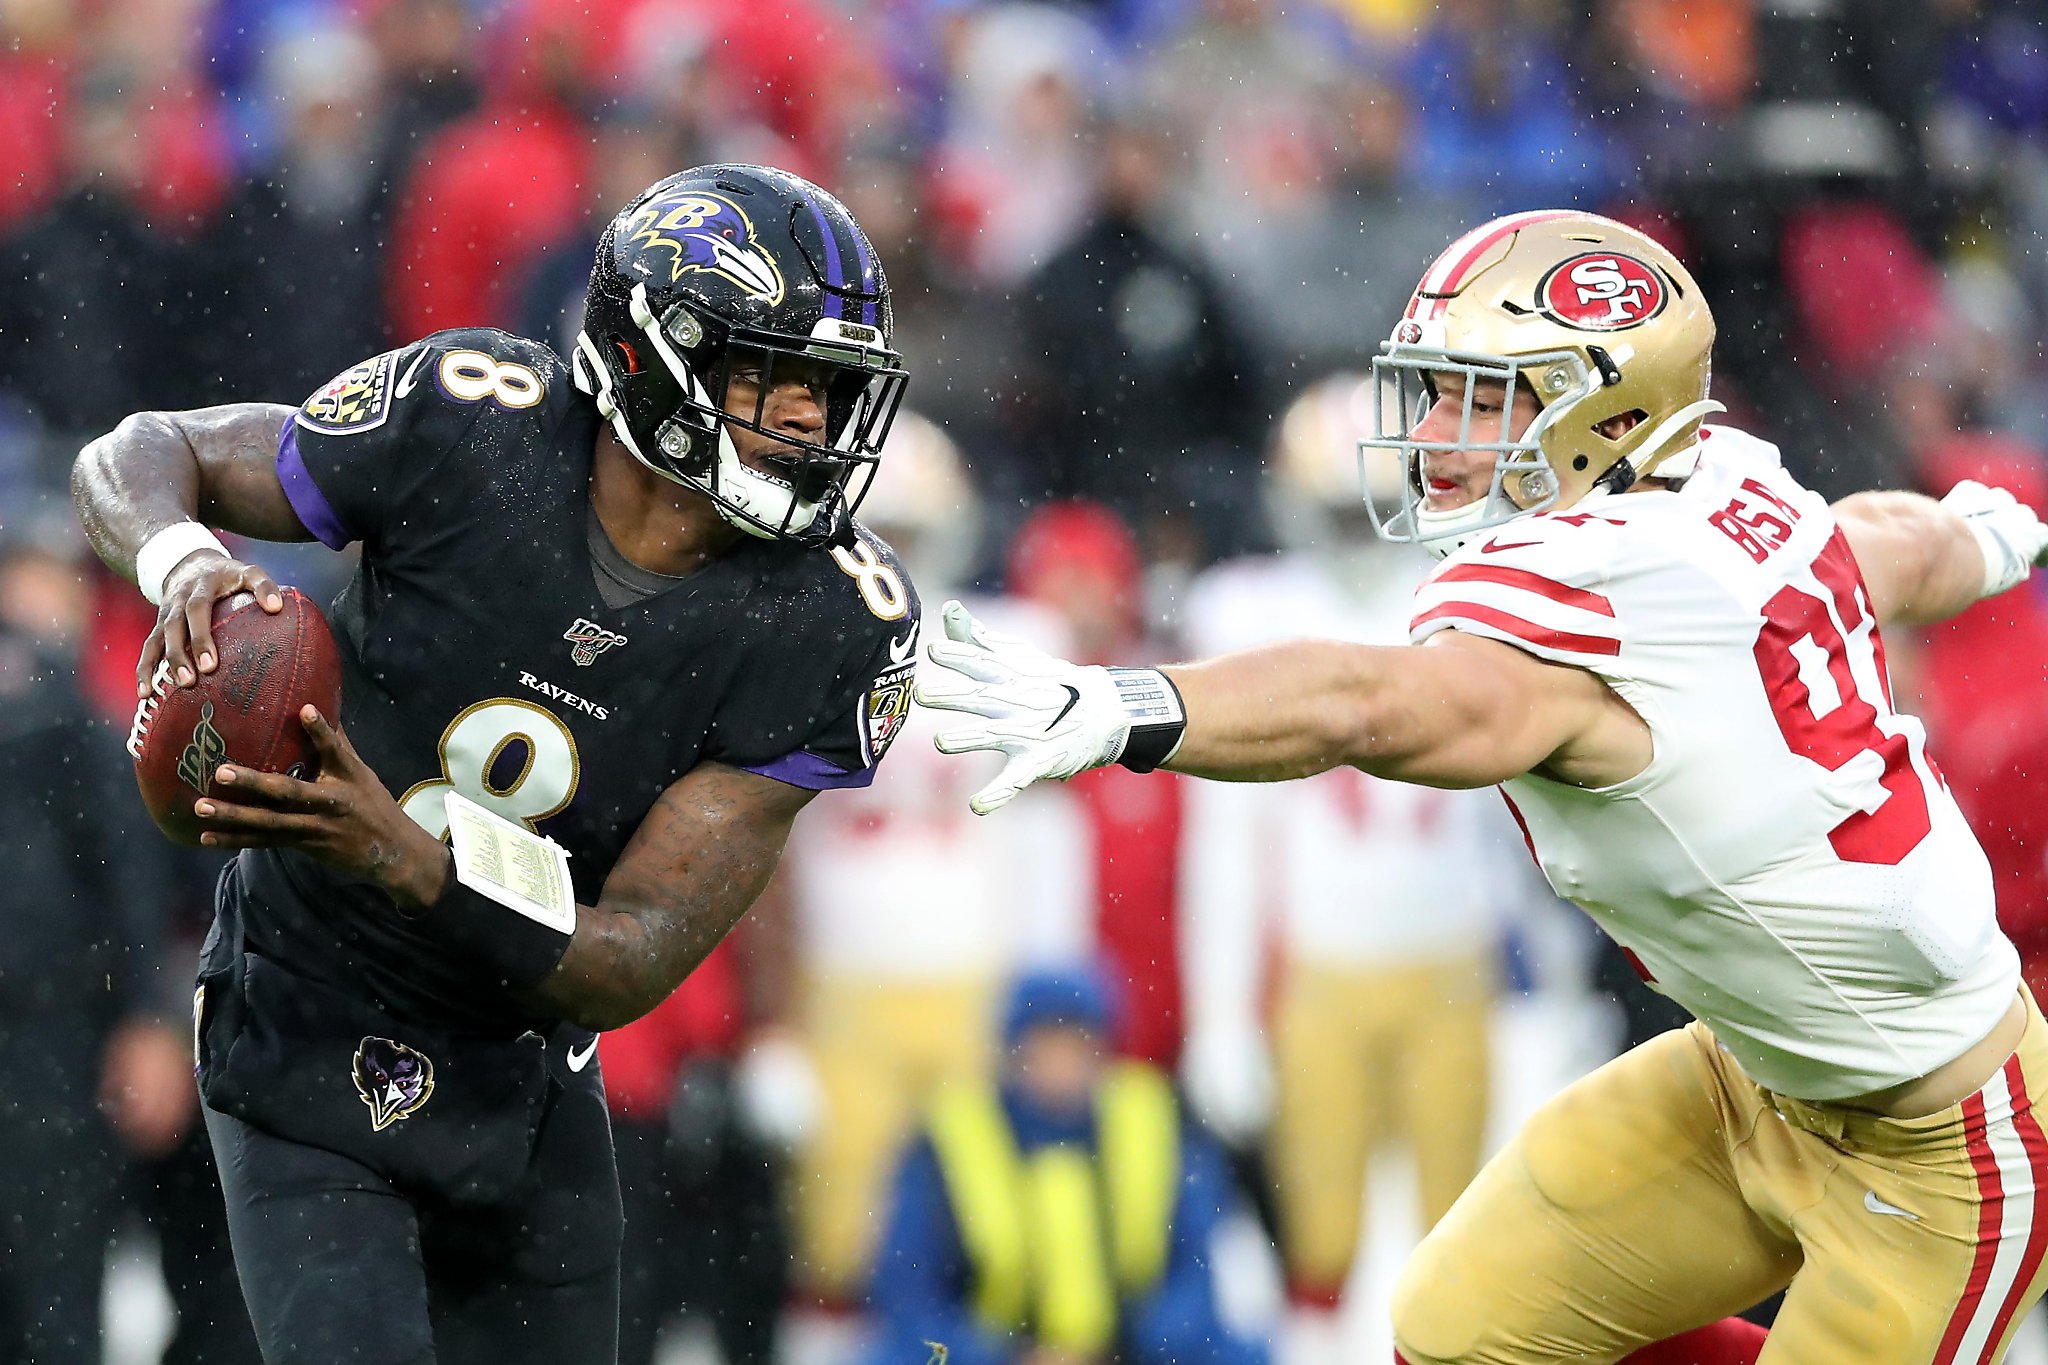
[1108, 667, 1187, 774]
[426, 874, 576, 992]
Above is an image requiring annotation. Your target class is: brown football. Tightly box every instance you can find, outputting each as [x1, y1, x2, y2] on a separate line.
[128, 587, 344, 846]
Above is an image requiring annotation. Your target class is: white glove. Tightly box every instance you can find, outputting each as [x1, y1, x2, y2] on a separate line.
[1179, 1025, 1274, 1145]
[1944, 479, 2048, 600]
[732, 1030, 823, 1149]
[915, 600, 1185, 815]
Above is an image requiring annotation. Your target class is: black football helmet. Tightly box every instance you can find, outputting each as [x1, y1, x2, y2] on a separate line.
[572, 164, 908, 544]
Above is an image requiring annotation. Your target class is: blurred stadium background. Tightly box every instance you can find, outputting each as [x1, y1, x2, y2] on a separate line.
[4, 0, 2048, 1361]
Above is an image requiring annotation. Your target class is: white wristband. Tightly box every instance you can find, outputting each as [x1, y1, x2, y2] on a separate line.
[135, 523, 230, 606]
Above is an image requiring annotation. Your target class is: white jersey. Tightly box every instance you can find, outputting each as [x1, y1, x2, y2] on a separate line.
[787, 596, 1093, 980]
[1182, 550, 1509, 965]
[1409, 426, 2019, 1099]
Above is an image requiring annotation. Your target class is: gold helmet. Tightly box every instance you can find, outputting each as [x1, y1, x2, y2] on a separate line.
[1364, 209, 1723, 557]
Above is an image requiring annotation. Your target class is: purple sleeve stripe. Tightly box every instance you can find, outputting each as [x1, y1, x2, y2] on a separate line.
[739, 749, 876, 791]
[275, 421, 354, 550]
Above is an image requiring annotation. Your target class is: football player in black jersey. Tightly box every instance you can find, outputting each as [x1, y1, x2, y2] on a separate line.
[72, 164, 921, 1365]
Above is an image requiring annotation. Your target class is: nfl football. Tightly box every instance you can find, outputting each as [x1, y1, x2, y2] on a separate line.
[128, 587, 343, 846]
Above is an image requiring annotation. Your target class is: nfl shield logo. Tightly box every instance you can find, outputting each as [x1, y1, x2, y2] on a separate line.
[563, 618, 628, 667]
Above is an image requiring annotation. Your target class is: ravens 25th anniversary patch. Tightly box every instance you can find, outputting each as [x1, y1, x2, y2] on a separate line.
[299, 351, 397, 435]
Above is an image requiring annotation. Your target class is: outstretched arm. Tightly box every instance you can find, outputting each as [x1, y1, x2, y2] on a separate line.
[1837, 481, 2048, 628]
[917, 601, 1616, 812]
[72, 403, 312, 692]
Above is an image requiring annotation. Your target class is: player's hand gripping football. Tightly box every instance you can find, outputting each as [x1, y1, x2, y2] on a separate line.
[1944, 479, 2048, 598]
[140, 548, 285, 695]
[193, 707, 451, 909]
[916, 600, 1142, 815]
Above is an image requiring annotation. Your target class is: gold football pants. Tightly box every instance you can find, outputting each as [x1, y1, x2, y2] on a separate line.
[1271, 953, 1493, 1298]
[1395, 991, 2048, 1364]
[792, 974, 996, 1301]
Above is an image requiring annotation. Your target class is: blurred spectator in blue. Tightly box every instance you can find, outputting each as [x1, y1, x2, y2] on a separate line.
[866, 965, 1268, 1365]
[1403, 0, 1615, 211]
[0, 529, 183, 1365]
[1007, 106, 1269, 567]
[199, 23, 397, 406]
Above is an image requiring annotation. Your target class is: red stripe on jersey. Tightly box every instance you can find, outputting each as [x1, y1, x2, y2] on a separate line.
[1936, 1090, 2006, 1364]
[1496, 788, 1538, 868]
[1412, 601, 1622, 657]
[1977, 1055, 2048, 1361]
[1433, 562, 1616, 617]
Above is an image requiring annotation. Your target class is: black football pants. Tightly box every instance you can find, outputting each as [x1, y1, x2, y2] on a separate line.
[205, 1073, 622, 1365]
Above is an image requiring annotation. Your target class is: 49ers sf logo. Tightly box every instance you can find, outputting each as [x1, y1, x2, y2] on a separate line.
[1536, 252, 1667, 331]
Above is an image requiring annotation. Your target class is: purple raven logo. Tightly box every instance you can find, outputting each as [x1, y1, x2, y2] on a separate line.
[353, 1036, 435, 1131]
[621, 191, 785, 304]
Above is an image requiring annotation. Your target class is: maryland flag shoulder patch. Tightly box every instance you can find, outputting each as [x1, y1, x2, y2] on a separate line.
[859, 661, 915, 769]
[298, 352, 397, 435]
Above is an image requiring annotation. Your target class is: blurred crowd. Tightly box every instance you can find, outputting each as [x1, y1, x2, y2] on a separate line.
[8, 0, 2048, 1361]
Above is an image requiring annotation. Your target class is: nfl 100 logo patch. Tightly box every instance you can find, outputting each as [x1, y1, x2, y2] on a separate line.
[563, 618, 628, 667]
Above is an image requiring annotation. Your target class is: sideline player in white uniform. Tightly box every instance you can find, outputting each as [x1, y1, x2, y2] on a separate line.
[915, 211, 2048, 1363]
[1179, 376, 1521, 1354]
[776, 413, 1089, 1321]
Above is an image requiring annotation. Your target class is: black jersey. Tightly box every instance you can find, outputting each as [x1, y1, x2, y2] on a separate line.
[241, 327, 919, 1030]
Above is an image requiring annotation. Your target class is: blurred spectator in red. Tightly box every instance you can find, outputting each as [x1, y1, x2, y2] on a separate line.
[1914, 434, 2048, 1007]
[1009, 501, 1188, 1069]
[387, 0, 592, 336]
[0, 0, 77, 233]
[1007, 109, 1270, 567]
[602, 933, 792, 1365]
[200, 23, 397, 406]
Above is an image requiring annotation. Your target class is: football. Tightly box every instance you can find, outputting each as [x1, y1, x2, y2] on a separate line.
[128, 587, 344, 846]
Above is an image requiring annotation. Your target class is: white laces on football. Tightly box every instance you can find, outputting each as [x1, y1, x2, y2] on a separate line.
[1943, 479, 2048, 600]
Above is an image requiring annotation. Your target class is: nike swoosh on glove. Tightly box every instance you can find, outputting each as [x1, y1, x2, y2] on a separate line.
[1944, 478, 2048, 599]
[916, 601, 1187, 815]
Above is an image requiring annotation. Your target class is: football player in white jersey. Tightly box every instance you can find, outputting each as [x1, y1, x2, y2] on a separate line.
[915, 210, 2048, 1364]
[1180, 375, 1527, 1359]
[775, 414, 1090, 1331]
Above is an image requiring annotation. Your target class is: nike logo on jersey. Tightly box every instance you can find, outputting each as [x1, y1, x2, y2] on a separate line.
[1863, 1190, 1919, 1221]
[394, 349, 431, 398]
[1479, 537, 1544, 553]
[888, 622, 919, 666]
[1049, 684, 1081, 731]
[566, 1037, 599, 1073]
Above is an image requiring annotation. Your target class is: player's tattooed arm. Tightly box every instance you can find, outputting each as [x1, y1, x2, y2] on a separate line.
[73, 403, 313, 693]
[528, 762, 816, 1031]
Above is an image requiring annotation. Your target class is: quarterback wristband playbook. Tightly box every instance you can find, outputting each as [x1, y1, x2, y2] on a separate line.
[136, 522, 230, 606]
[1107, 667, 1187, 773]
[429, 793, 578, 988]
